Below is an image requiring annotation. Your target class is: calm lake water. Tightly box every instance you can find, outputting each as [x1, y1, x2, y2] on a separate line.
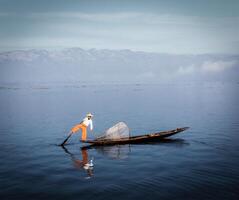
[0, 82, 239, 200]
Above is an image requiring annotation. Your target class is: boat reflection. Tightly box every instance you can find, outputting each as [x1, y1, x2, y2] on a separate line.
[136, 138, 189, 147]
[61, 146, 94, 179]
[60, 138, 188, 178]
[81, 138, 188, 159]
[82, 144, 131, 160]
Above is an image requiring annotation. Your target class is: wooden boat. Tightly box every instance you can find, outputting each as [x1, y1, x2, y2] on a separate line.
[82, 127, 189, 146]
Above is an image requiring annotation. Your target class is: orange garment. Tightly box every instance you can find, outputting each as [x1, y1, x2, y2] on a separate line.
[81, 149, 88, 164]
[72, 149, 88, 169]
[71, 123, 87, 140]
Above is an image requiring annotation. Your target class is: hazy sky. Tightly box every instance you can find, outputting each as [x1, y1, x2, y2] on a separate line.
[0, 0, 239, 54]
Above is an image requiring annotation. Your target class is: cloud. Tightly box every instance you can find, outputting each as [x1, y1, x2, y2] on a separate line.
[201, 60, 237, 72]
[175, 60, 238, 78]
[28, 12, 143, 23]
[0, 12, 11, 17]
[178, 65, 196, 75]
[3, 11, 239, 27]
[1, 11, 239, 54]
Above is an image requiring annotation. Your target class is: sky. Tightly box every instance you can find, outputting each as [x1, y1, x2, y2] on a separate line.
[0, 0, 239, 54]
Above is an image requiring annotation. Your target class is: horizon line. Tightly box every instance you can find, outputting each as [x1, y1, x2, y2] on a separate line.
[0, 47, 238, 56]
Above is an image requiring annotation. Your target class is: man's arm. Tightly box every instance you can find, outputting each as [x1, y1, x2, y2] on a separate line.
[90, 120, 93, 131]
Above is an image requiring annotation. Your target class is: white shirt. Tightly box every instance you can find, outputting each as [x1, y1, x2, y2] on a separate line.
[82, 117, 93, 131]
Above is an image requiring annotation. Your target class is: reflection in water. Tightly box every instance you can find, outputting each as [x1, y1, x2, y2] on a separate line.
[83, 144, 131, 160]
[61, 139, 188, 179]
[81, 138, 188, 160]
[61, 146, 94, 179]
[137, 138, 189, 147]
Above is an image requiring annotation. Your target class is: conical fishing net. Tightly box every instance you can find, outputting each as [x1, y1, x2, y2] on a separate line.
[97, 122, 130, 140]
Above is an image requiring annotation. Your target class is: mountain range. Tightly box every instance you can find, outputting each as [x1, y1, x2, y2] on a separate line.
[0, 48, 238, 83]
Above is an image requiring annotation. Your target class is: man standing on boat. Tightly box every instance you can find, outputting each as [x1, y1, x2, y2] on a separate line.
[70, 113, 94, 141]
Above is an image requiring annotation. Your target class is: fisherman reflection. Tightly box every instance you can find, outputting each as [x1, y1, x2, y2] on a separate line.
[61, 146, 94, 178]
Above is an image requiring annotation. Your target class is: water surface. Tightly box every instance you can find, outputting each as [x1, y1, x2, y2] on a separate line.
[0, 82, 238, 200]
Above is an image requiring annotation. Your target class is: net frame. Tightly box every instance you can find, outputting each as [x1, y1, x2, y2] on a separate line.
[97, 122, 130, 141]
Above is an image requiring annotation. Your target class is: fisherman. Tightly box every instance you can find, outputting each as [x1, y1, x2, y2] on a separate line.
[61, 146, 94, 178]
[70, 113, 94, 141]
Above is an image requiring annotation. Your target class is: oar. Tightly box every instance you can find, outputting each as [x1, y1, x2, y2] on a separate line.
[60, 131, 72, 146]
[60, 121, 83, 146]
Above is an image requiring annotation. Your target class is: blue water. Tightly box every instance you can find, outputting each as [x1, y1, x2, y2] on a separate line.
[0, 82, 239, 200]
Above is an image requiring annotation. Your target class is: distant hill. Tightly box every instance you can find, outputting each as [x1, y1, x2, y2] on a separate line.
[0, 48, 238, 83]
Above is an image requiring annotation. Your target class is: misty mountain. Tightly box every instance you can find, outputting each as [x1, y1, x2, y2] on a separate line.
[0, 48, 238, 83]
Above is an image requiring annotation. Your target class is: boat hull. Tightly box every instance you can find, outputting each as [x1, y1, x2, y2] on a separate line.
[82, 127, 189, 146]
